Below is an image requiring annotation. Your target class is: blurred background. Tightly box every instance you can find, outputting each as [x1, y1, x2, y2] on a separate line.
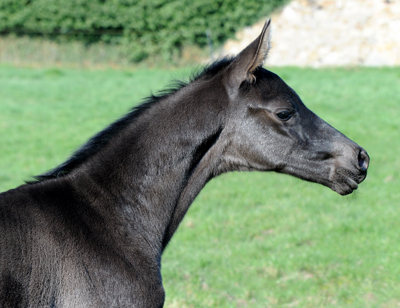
[225, 0, 400, 67]
[0, 0, 399, 67]
[1, 0, 400, 307]
[0, 0, 286, 67]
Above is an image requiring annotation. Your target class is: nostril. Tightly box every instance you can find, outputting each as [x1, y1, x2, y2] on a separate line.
[358, 149, 369, 172]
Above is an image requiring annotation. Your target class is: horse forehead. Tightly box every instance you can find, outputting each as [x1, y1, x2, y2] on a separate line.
[253, 70, 298, 101]
[259, 69, 290, 89]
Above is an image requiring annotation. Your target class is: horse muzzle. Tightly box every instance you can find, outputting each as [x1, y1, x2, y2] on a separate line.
[330, 148, 369, 195]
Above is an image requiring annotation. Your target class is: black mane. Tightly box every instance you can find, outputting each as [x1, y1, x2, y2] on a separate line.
[31, 58, 234, 183]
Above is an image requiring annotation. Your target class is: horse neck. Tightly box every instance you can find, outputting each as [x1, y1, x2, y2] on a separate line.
[72, 82, 228, 256]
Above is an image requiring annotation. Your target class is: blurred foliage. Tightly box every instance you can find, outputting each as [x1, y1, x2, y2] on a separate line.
[0, 0, 287, 62]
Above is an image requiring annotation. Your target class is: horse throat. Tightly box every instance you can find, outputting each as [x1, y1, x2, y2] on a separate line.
[162, 126, 225, 250]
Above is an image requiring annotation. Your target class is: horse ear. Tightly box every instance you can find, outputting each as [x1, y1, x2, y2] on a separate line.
[227, 19, 271, 88]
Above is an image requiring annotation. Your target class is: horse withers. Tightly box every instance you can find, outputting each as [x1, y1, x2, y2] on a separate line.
[0, 20, 369, 307]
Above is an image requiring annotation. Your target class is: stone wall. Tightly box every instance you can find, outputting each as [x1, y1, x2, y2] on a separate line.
[222, 0, 400, 67]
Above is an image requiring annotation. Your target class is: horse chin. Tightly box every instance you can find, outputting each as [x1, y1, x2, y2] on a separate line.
[331, 180, 358, 196]
[330, 167, 366, 196]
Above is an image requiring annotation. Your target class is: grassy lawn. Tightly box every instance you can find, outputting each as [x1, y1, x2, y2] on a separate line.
[0, 65, 399, 307]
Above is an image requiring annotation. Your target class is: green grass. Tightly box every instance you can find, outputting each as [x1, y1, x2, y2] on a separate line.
[0, 35, 131, 68]
[0, 35, 209, 68]
[1, 65, 399, 307]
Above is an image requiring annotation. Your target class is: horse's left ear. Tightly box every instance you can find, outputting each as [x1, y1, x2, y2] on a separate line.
[227, 19, 271, 88]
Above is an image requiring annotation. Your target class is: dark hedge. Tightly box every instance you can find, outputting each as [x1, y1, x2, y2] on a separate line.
[0, 0, 287, 62]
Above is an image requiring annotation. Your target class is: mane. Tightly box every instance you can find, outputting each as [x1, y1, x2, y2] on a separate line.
[30, 57, 234, 183]
[190, 56, 233, 81]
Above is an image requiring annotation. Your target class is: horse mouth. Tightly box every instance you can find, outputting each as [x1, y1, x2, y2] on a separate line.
[331, 167, 367, 196]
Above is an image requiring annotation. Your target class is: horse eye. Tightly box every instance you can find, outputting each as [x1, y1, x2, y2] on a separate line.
[276, 110, 293, 121]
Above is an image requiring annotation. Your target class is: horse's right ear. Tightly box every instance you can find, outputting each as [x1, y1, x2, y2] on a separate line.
[226, 19, 271, 91]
